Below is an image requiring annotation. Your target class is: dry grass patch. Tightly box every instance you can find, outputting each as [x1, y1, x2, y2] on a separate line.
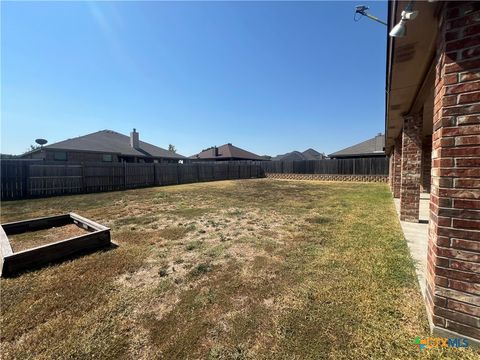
[8, 224, 91, 252]
[1, 179, 477, 359]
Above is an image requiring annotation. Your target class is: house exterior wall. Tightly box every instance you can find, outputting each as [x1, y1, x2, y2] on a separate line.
[44, 150, 119, 163]
[23, 150, 180, 164]
[426, 1, 480, 341]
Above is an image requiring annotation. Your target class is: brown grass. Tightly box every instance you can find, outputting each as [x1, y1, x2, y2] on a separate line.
[8, 224, 91, 252]
[1, 179, 477, 359]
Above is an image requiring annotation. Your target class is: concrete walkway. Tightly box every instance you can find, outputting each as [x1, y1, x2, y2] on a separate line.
[393, 193, 429, 299]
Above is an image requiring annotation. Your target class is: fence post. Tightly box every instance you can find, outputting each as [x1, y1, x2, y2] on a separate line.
[152, 163, 156, 186]
[124, 162, 127, 190]
[22, 161, 29, 198]
[81, 162, 86, 193]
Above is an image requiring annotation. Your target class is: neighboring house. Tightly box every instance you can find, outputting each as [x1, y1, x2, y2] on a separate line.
[385, 1, 479, 344]
[189, 143, 266, 161]
[21, 129, 185, 163]
[272, 148, 326, 161]
[328, 133, 385, 159]
[302, 148, 326, 160]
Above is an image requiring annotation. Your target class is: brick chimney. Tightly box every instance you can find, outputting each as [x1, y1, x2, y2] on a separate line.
[130, 128, 139, 149]
[375, 133, 384, 152]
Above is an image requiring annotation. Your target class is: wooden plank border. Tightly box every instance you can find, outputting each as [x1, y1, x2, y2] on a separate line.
[1, 213, 111, 277]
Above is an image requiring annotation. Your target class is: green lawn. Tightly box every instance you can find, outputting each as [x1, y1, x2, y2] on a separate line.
[1, 179, 476, 359]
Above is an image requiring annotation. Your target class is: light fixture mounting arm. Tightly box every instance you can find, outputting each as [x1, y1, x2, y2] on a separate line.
[354, 5, 387, 26]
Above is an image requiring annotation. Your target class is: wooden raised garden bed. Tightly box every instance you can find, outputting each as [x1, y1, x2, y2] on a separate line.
[1, 213, 111, 277]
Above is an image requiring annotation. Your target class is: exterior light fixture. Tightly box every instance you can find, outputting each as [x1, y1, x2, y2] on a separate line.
[354, 1, 419, 38]
[389, 6, 418, 38]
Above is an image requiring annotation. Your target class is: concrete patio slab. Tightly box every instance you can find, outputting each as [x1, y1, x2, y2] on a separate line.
[394, 193, 429, 299]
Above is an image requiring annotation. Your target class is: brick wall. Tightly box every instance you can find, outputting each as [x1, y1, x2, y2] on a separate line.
[421, 136, 433, 193]
[393, 136, 402, 198]
[426, 1, 480, 341]
[400, 115, 422, 222]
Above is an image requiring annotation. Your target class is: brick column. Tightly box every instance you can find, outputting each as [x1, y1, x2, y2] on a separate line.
[426, 1, 480, 342]
[393, 136, 402, 198]
[389, 154, 394, 191]
[400, 115, 422, 222]
[421, 136, 433, 193]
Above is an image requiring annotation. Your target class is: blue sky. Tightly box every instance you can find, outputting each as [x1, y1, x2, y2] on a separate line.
[1, 1, 388, 157]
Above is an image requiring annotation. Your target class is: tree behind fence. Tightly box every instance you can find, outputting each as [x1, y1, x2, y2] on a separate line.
[0, 160, 265, 200]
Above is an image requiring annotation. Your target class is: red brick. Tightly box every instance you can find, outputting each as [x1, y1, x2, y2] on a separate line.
[435, 267, 480, 283]
[443, 95, 457, 106]
[453, 199, 480, 209]
[461, 45, 480, 60]
[452, 238, 480, 252]
[428, 5, 480, 339]
[432, 158, 453, 167]
[447, 12, 480, 31]
[439, 197, 453, 208]
[438, 226, 480, 241]
[437, 187, 480, 199]
[436, 236, 451, 247]
[437, 168, 480, 177]
[437, 247, 480, 262]
[458, 71, 480, 83]
[449, 279, 480, 296]
[438, 208, 480, 220]
[439, 146, 480, 157]
[450, 259, 480, 272]
[439, 137, 456, 147]
[456, 114, 480, 125]
[445, 58, 480, 73]
[442, 103, 480, 116]
[464, 24, 480, 37]
[445, 81, 480, 95]
[457, 91, 480, 103]
[445, 52, 458, 64]
[436, 307, 480, 328]
[444, 73, 458, 85]
[446, 35, 480, 52]
[433, 314, 446, 327]
[454, 178, 480, 189]
[453, 218, 480, 230]
[435, 275, 449, 287]
[445, 320, 480, 339]
[447, 299, 480, 317]
[455, 135, 480, 145]
[455, 157, 480, 167]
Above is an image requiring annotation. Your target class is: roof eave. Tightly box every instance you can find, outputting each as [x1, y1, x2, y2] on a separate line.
[385, 0, 397, 155]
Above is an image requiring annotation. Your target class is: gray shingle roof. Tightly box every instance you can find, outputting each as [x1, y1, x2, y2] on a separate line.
[32, 130, 186, 159]
[329, 134, 385, 158]
[190, 143, 265, 161]
[301, 148, 325, 160]
[272, 148, 325, 161]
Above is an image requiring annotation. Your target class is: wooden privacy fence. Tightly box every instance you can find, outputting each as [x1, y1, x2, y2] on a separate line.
[1, 160, 265, 200]
[255, 157, 389, 175]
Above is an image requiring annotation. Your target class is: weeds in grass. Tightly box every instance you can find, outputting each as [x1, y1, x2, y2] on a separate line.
[1, 180, 477, 360]
[191, 263, 211, 277]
